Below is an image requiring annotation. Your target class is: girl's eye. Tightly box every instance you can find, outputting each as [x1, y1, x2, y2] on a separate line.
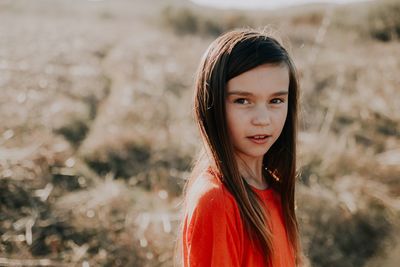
[271, 98, 284, 104]
[234, 98, 250, 104]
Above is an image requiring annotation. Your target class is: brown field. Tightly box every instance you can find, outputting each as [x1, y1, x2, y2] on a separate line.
[0, 0, 399, 266]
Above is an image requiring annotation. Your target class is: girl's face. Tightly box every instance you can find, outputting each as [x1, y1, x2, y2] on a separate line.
[225, 64, 289, 162]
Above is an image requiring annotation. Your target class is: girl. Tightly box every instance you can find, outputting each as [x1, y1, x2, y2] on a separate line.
[176, 28, 304, 267]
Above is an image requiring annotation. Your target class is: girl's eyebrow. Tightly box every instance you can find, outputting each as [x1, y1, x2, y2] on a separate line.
[227, 90, 289, 97]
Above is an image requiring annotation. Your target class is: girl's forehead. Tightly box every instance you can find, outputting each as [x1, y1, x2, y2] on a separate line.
[226, 64, 290, 95]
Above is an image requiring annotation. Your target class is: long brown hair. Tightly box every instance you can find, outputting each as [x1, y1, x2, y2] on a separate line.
[175, 28, 303, 266]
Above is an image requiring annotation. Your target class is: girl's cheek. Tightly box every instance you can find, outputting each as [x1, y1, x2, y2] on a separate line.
[270, 110, 286, 126]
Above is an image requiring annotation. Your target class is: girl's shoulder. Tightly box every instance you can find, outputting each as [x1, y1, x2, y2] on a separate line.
[182, 169, 246, 267]
[184, 168, 239, 222]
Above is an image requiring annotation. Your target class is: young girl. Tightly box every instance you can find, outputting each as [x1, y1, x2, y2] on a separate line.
[176, 28, 304, 267]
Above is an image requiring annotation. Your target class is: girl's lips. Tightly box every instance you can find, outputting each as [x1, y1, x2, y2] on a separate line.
[247, 135, 271, 144]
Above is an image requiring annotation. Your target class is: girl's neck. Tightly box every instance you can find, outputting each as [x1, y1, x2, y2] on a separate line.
[236, 156, 268, 189]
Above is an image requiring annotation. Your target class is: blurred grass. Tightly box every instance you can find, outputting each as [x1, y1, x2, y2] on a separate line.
[160, 5, 255, 36]
[0, 0, 399, 266]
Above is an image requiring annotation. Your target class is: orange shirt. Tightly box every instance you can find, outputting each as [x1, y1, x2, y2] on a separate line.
[182, 169, 295, 267]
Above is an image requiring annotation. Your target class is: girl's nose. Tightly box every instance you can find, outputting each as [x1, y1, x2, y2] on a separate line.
[251, 106, 271, 126]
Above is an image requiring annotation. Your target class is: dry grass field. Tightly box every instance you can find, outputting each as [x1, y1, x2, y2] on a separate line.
[0, 0, 399, 266]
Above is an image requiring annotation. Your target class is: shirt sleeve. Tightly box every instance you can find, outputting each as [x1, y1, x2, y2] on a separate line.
[183, 187, 243, 267]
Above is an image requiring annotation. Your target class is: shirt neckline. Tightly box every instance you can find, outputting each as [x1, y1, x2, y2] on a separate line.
[207, 166, 274, 194]
[248, 183, 274, 193]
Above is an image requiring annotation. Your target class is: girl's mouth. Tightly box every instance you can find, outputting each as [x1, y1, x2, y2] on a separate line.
[247, 135, 271, 144]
